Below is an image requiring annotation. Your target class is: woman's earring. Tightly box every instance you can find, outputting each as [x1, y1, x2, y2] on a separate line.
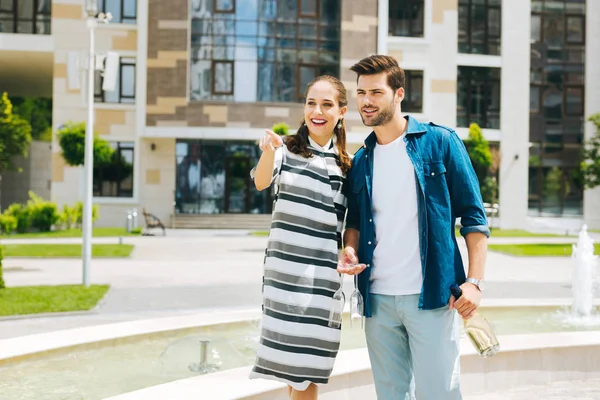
[337, 120, 343, 130]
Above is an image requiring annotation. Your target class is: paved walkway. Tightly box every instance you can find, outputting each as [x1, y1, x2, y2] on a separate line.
[1, 229, 599, 398]
[465, 378, 600, 399]
[2, 229, 598, 339]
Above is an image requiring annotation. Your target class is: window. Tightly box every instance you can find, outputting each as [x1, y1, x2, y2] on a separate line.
[0, 0, 51, 34]
[95, 57, 136, 104]
[529, 0, 586, 217]
[388, 0, 424, 37]
[458, 0, 501, 55]
[98, 0, 136, 24]
[457, 67, 501, 129]
[403, 70, 423, 113]
[190, 0, 341, 103]
[94, 142, 135, 198]
[215, 0, 235, 14]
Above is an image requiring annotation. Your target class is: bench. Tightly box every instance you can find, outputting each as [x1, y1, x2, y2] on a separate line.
[142, 208, 166, 236]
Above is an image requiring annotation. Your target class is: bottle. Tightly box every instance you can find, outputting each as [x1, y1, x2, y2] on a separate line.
[450, 284, 500, 358]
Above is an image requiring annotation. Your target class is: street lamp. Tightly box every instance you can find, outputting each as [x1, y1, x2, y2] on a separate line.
[82, 0, 111, 286]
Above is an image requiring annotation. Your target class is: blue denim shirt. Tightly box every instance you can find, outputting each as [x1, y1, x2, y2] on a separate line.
[345, 116, 490, 316]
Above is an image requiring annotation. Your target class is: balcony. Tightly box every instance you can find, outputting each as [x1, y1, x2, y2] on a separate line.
[0, 1, 53, 97]
[0, 0, 51, 35]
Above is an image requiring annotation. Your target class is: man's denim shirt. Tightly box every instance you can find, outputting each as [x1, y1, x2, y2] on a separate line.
[345, 116, 490, 316]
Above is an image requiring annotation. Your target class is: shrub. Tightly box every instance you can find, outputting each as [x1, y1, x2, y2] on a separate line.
[26, 191, 59, 232]
[59, 204, 78, 230]
[272, 122, 290, 136]
[4, 203, 32, 233]
[74, 201, 99, 228]
[0, 246, 4, 289]
[0, 214, 17, 235]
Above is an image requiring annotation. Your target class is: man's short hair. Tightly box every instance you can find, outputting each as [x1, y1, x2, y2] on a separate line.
[350, 54, 405, 93]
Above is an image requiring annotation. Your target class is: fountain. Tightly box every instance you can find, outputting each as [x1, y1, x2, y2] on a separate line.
[571, 225, 598, 317]
[187, 341, 221, 374]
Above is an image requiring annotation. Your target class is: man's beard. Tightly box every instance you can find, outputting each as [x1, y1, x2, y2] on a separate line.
[361, 99, 395, 127]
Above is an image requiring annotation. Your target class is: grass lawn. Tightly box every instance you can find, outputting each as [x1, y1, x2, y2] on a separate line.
[2, 244, 134, 258]
[0, 284, 110, 316]
[0, 227, 141, 240]
[488, 243, 600, 257]
[250, 231, 269, 237]
[455, 227, 561, 237]
[253, 229, 563, 238]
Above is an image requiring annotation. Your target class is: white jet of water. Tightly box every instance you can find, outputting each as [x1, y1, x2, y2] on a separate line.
[571, 225, 598, 317]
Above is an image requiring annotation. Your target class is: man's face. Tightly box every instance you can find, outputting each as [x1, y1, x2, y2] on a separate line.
[356, 72, 403, 127]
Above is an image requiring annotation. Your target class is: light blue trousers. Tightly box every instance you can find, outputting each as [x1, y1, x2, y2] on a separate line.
[365, 294, 462, 400]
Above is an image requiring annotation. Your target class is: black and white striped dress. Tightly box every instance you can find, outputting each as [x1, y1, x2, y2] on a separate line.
[249, 136, 347, 390]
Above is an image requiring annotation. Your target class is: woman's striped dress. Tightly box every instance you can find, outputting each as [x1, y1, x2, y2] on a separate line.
[249, 136, 347, 391]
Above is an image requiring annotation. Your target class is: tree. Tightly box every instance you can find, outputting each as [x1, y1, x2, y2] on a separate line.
[581, 113, 600, 189]
[0, 92, 32, 174]
[463, 122, 494, 202]
[0, 92, 33, 212]
[10, 96, 53, 142]
[56, 122, 113, 167]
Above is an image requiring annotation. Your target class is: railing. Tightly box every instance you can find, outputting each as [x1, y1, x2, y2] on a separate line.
[0, 0, 51, 35]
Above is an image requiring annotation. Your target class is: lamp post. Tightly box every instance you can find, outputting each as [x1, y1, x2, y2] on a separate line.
[82, 0, 111, 286]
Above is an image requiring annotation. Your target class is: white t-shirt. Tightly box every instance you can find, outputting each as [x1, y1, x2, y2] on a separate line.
[370, 133, 423, 295]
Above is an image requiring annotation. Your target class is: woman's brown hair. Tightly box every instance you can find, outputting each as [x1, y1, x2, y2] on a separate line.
[285, 75, 352, 174]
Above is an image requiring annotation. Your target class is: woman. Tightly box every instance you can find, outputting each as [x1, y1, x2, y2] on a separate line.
[249, 75, 351, 400]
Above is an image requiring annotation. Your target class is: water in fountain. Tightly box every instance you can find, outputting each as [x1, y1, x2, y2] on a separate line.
[557, 224, 600, 327]
[571, 225, 597, 316]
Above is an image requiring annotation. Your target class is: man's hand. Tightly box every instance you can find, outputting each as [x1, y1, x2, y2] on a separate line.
[449, 282, 482, 319]
[337, 247, 367, 275]
[259, 129, 283, 153]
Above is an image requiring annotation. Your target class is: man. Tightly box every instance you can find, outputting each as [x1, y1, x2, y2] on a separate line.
[338, 54, 490, 399]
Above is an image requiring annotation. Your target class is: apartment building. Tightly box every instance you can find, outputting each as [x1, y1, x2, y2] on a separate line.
[0, 0, 598, 230]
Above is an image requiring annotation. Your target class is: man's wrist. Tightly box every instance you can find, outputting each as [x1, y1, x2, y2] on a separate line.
[465, 277, 485, 292]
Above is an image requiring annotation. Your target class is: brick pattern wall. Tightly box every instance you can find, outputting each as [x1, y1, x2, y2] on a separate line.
[146, 1, 378, 132]
[340, 0, 379, 134]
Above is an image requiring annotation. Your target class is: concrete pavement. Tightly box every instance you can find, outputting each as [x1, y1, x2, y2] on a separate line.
[2, 229, 598, 339]
[465, 378, 600, 399]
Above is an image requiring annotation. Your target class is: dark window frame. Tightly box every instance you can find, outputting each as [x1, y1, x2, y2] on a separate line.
[98, 0, 137, 24]
[403, 70, 423, 113]
[211, 60, 235, 95]
[563, 84, 584, 117]
[214, 0, 236, 14]
[565, 14, 585, 45]
[297, 64, 318, 100]
[299, 0, 319, 18]
[388, 0, 424, 38]
[0, 0, 51, 34]
[95, 57, 137, 104]
[457, 66, 501, 129]
[94, 141, 135, 198]
[458, 0, 502, 56]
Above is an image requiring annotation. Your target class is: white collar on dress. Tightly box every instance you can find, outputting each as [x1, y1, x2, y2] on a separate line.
[308, 135, 337, 153]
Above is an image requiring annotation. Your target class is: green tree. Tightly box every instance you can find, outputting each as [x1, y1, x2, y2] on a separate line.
[0, 92, 33, 174]
[581, 113, 600, 189]
[56, 122, 113, 167]
[463, 122, 493, 202]
[10, 96, 53, 142]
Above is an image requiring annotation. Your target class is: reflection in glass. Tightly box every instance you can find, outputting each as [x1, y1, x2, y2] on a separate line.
[389, 0, 424, 37]
[175, 140, 272, 215]
[190, 0, 340, 102]
[94, 142, 135, 198]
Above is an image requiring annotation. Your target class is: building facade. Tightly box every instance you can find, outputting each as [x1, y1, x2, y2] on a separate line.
[0, 0, 598, 230]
